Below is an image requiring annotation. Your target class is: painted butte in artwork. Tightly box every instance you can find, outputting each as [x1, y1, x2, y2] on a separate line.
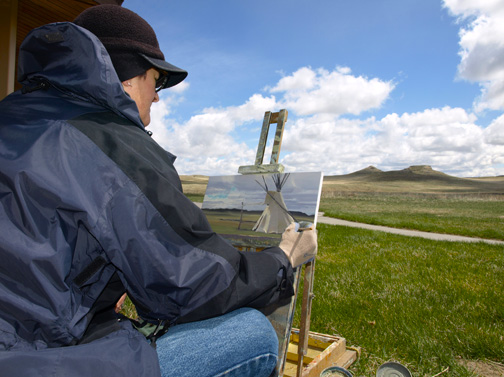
[202, 172, 323, 249]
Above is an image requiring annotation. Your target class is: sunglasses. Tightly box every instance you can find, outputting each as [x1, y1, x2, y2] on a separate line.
[155, 74, 168, 93]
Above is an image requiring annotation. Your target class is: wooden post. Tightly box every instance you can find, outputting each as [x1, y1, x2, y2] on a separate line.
[254, 111, 272, 165]
[297, 259, 316, 377]
[270, 109, 287, 165]
[0, 0, 18, 100]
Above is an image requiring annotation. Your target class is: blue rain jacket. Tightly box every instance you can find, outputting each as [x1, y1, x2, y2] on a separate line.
[0, 22, 294, 376]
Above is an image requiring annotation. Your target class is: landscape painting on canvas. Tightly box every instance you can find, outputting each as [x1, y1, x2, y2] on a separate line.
[202, 172, 323, 249]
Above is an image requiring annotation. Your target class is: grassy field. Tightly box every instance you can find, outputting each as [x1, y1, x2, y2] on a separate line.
[293, 224, 504, 376]
[319, 168, 504, 241]
[320, 193, 504, 240]
[121, 222, 504, 376]
[170, 169, 504, 376]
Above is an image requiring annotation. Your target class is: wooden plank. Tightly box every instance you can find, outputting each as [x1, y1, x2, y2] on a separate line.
[254, 111, 271, 165]
[237, 163, 284, 175]
[270, 109, 287, 165]
[289, 332, 333, 349]
[283, 360, 300, 377]
[287, 343, 324, 364]
[286, 336, 347, 365]
[303, 349, 359, 377]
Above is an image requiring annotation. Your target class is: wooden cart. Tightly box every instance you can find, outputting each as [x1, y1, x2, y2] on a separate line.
[285, 329, 360, 377]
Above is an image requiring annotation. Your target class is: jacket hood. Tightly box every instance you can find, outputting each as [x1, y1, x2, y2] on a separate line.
[17, 22, 145, 129]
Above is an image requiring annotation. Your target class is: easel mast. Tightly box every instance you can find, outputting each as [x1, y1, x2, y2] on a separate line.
[238, 109, 315, 377]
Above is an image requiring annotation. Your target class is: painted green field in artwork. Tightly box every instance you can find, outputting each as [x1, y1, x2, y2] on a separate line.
[202, 208, 314, 249]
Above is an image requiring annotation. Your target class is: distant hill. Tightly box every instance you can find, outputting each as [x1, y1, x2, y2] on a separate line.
[345, 165, 383, 176]
[338, 165, 460, 182]
[323, 165, 504, 194]
[180, 166, 504, 197]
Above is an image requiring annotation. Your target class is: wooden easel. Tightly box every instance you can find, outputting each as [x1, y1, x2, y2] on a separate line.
[238, 109, 317, 377]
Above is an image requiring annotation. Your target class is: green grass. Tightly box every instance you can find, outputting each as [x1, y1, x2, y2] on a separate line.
[320, 193, 504, 240]
[293, 224, 504, 376]
[123, 220, 504, 376]
[125, 183, 504, 375]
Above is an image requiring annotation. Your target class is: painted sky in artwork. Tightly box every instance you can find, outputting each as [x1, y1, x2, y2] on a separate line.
[202, 172, 323, 216]
[124, 0, 504, 178]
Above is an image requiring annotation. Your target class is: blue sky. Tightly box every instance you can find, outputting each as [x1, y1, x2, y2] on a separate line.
[125, 0, 504, 177]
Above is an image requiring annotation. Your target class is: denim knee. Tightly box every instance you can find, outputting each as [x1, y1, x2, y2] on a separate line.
[156, 307, 279, 377]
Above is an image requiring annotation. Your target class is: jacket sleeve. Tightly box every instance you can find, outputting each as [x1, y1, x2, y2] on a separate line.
[104, 179, 295, 324]
[70, 112, 295, 324]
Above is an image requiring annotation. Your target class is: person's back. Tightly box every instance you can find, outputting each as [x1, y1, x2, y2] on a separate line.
[0, 21, 165, 376]
[0, 5, 317, 377]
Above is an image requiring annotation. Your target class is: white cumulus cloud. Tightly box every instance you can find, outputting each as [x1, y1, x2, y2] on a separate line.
[147, 56, 504, 178]
[281, 106, 497, 177]
[443, 0, 504, 111]
[269, 66, 395, 116]
[484, 113, 504, 145]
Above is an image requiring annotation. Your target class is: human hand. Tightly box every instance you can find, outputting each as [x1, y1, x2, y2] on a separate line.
[279, 222, 318, 267]
[115, 293, 127, 313]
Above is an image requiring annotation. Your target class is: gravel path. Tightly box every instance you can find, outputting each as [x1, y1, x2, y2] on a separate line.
[317, 213, 504, 245]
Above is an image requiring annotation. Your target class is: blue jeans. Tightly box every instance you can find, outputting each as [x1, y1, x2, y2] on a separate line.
[156, 308, 278, 377]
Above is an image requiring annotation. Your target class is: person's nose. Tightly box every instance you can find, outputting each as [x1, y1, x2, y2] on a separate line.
[153, 92, 159, 103]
